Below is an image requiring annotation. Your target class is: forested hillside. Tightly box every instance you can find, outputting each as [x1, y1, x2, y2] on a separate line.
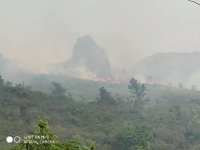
[1, 75, 200, 149]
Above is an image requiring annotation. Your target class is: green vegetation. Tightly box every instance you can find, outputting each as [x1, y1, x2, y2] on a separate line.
[50, 81, 73, 100]
[97, 86, 116, 105]
[1, 75, 200, 149]
[128, 78, 150, 108]
[8, 119, 97, 150]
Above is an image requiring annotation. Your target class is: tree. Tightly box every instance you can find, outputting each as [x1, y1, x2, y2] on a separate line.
[98, 86, 115, 104]
[115, 123, 154, 150]
[15, 82, 32, 90]
[50, 82, 67, 99]
[128, 78, 150, 108]
[5, 81, 13, 87]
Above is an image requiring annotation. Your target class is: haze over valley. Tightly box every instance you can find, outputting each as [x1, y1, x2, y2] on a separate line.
[1, 1, 200, 150]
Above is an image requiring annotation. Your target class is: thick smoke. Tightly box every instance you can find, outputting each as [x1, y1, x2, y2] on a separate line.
[0, 54, 26, 82]
[48, 35, 128, 81]
[133, 52, 200, 89]
[0, 36, 129, 83]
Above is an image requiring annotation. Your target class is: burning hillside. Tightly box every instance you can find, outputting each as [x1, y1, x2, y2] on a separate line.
[148, 76, 153, 84]
[48, 35, 129, 83]
[92, 75, 123, 84]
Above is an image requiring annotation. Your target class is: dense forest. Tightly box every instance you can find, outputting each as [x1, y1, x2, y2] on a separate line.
[1, 75, 200, 150]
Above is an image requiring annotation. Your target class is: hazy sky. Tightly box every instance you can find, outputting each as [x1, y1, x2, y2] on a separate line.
[0, 0, 200, 70]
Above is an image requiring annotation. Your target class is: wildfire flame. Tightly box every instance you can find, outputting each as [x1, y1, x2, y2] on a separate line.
[148, 76, 153, 84]
[92, 75, 123, 84]
[148, 81, 153, 84]
[93, 74, 97, 80]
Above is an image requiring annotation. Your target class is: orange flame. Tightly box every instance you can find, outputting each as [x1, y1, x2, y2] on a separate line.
[148, 81, 153, 84]
[93, 74, 97, 81]
[115, 75, 118, 83]
[92, 75, 124, 84]
[148, 76, 153, 84]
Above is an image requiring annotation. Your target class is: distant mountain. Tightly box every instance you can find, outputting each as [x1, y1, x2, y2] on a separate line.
[133, 52, 200, 88]
[50, 35, 115, 79]
[65, 35, 113, 78]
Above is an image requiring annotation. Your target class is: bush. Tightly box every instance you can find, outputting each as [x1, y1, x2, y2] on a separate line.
[97, 86, 116, 105]
[115, 123, 154, 150]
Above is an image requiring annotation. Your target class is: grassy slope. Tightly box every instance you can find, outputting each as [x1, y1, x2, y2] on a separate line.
[23, 74, 200, 104]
